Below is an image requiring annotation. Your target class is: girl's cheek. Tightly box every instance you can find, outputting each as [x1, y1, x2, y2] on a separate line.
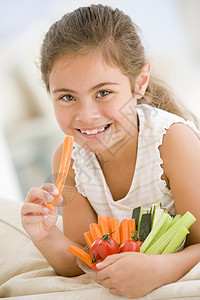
[54, 111, 71, 133]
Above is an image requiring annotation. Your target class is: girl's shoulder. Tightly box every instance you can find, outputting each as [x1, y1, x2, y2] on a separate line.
[136, 104, 199, 138]
[137, 104, 184, 126]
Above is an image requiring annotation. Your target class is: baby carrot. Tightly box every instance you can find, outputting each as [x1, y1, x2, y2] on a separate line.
[89, 223, 102, 241]
[111, 218, 120, 244]
[128, 218, 136, 239]
[68, 245, 92, 268]
[98, 215, 109, 235]
[120, 219, 129, 244]
[84, 231, 93, 248]
[107, 216, 112, 233]
[46, 135, 74, 209]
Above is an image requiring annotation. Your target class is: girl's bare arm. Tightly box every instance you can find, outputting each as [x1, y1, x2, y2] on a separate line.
[160, 123, 200, 246]
[23, 143, 97, 277]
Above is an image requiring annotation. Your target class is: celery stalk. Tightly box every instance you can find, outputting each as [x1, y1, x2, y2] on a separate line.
[176, 211, 196, 229]
[170, 214, 181, 227]
[144, 223, 176, 254]
[150, 214, 172, 244]
[151, 206, 164, 229]
[140, 212, 170, 253]
[144, 211, 196, 255]
[162, 226, 188, 254]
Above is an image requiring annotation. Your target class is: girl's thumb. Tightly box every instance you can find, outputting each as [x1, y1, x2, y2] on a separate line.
[96, 253, 121, 270]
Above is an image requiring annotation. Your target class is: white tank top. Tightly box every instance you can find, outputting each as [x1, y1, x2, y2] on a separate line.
[71, 104, 199, 223]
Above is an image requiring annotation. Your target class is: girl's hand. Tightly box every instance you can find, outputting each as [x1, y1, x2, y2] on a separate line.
[97, 252, 167, 298]
[21, 183, 63, 241]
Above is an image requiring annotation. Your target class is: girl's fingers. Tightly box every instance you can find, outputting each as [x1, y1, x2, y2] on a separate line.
[101, 277, 112, 289]
[96, 253, 123, 270]
[21, 202, 50, 216]
[97, 254, 125, 284]
[54, 195, 63, 207]
[43, 208, 58, 227]
[109, 288, 119, 296]
[22, 215, 48, 224]
[40, 183, 59, 196]
[25, 187, 55, 204]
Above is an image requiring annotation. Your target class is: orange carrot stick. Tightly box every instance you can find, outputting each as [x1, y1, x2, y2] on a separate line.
[68, 245, 92, 268]
[107, 216, 112, 234]
[98, 215, 109, 235]
[128, 218, 136, 239]
[111, 218, 120, 244]
[119, 219, 129, 244]
[84, 231, 93, 248]
[89, 223, 102, 241]
[46, 135, 74, 209]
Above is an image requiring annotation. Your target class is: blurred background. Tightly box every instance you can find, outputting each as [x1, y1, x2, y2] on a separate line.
[0, 0, 199, 202]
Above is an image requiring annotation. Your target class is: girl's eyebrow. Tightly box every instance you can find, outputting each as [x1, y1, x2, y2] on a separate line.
[52, 82, 119, 94]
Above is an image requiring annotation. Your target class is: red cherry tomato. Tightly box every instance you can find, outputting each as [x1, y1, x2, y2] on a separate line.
[137, 240, 143, 247]
[90, 238, 101, 262]
[98, 235, 119, 259]
[119, 240, 140, 253]
[91, 258, 103, 271]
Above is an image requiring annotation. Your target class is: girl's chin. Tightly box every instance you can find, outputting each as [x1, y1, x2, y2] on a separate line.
[75, 135, 126, 158]
[76, 139, 109, 154]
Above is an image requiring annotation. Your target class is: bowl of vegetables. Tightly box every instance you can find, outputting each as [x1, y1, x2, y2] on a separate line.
[68, 203, 195, 280]
[76, 239, 185, 282]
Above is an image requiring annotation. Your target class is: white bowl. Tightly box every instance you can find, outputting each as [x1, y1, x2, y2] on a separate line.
[172, 238, 186, 253]
[76, 246, 100, 282]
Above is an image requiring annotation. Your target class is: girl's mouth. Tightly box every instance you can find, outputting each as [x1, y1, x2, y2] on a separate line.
[77, 123, 111, 137]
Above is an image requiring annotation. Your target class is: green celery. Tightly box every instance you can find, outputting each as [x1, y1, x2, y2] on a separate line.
[175, 211, 196, 229]
[140, 212, 169, 253]
[170, 214, 181, 227]
[144, 211, 196, 255]
[150, 214, 172, 244]
[162, 226, 188, 254]
[151, 207, 164, 229]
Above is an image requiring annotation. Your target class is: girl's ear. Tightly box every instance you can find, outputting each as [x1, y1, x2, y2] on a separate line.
[135, 63, 151, 99]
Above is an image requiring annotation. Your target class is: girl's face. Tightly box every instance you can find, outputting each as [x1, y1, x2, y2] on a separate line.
[49, 51, 138, 155]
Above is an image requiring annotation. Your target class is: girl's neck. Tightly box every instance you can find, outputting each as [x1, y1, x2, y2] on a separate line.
[96, 113, 139, 166]
[96, 125, 139, 201]
[96, 133, 138, 166]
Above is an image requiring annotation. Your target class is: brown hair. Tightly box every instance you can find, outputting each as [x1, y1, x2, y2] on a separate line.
[40, 4, 198, 126]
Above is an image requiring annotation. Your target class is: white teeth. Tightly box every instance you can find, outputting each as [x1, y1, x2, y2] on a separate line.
[80, 126, 106, 135]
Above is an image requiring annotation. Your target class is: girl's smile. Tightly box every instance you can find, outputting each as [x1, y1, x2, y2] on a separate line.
[49, 51, 138, 155]
[77, 123, 111, 137]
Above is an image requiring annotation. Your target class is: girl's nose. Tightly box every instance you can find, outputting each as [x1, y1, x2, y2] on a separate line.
[75, 100, 100, 123]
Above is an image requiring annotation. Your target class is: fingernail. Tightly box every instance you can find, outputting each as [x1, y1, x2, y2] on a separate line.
[44, 215, 48, 220]
[52, 187, 59, 195]
[47, 194, 54, 201]
[96, 262, 103, 269]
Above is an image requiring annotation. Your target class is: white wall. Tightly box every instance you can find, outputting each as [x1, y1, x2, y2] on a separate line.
[0, 122, 23, 201]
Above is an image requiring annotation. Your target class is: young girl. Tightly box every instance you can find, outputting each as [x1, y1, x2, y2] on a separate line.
[21, 4, 200, 298]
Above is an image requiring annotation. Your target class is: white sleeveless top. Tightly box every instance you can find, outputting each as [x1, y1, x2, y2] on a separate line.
[71, 104, 199, 223]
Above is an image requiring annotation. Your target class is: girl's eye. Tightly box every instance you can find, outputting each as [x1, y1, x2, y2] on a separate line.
[96, 90, 111, 98]
[59, 94, 75, 102]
